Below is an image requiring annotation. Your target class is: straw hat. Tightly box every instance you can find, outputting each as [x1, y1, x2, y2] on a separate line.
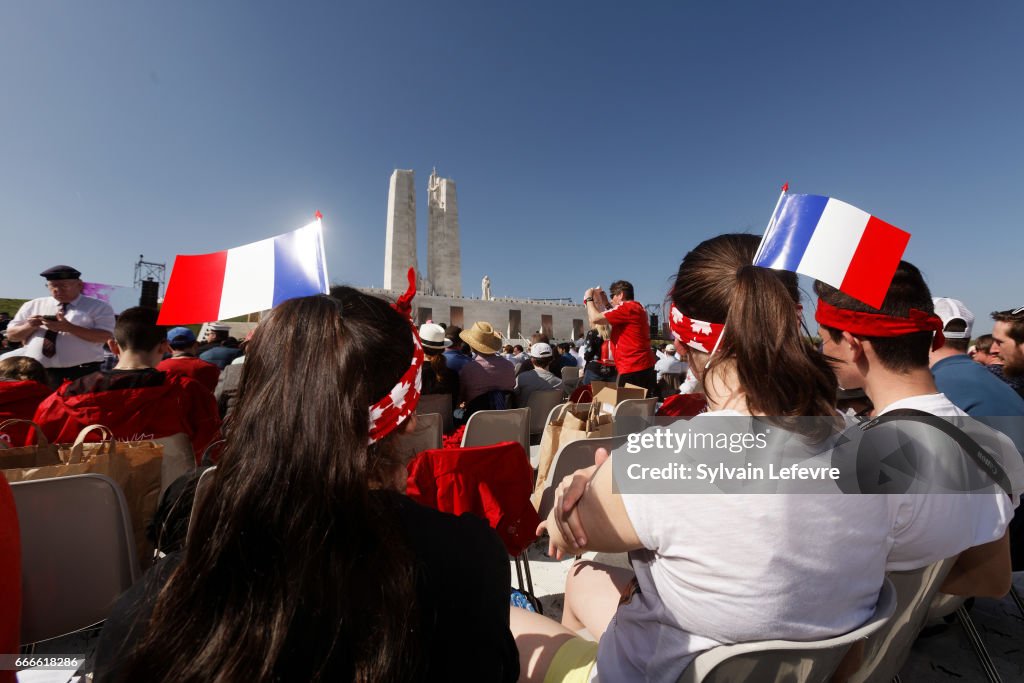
[460, 321, 503, 355]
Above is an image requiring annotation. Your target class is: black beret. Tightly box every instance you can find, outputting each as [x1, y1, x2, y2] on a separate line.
[40, 265, 82, 281]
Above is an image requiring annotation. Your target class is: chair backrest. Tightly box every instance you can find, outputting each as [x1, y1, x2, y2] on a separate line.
[613, 397, 657, 418]
[395, 413, 443, 462]
[613, 397, 657, 436]
[659, 372, 683, 393]
[848, 557, 957, 683]
[535, 435, 628, 519]
[417, 393, 454, 433]
[526, 390, 565, 436]
[461, 408, 530, 454]
[677, 578, 897, 683]
[11, 474, 140, 645]
[560, 366, 581, 393]
[186, 465, 219, 544]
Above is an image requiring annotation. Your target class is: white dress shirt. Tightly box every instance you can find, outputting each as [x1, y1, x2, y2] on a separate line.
[12, 294, 116, 368]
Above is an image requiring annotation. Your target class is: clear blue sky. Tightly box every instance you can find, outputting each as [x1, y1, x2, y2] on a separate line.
[2, 2, 1021, 335]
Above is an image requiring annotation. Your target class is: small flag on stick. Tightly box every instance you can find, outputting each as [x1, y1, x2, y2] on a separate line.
[157, 215, 329, 325]
[754, 191, 909, 308]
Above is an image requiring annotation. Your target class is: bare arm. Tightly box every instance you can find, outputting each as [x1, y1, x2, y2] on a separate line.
[545, 455, 643, 556]
[4, 320, 41, 343]
[940, 530, 1012, 598]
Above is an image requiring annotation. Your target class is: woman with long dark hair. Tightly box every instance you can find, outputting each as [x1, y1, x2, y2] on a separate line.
[512, 234, 907, 682]
[94, 285, 518, 682]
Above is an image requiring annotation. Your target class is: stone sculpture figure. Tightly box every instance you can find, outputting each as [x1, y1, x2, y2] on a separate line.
[482, 275, 492, 301]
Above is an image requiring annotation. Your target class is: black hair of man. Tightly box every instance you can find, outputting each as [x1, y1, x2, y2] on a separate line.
[941, 319, 971, 352]
[609, 280, 635, 301]
[114, 306, 167, 352]
[814, 261, 934, 373]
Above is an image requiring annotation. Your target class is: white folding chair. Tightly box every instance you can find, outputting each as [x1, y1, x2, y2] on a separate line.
[526, 390, 565, 438]
[613, 397, 657, 436]
[848, 557, 957, 683]
[395, 413, 443, 462]
[560, 366, 581, 394]
[461, 408, 530, 455]
[535, 435, 627, 520]
[12, 474, 140, 645]
[186, 465, 219, 544]
[417, 393, 454, 433]
[677, 578, 897, 683]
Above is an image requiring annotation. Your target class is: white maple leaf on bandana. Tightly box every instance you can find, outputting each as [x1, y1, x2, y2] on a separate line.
[368, 404, 387, 430]
[390, 381, 411, 409]
[690, 320, 712, 335]
[414, 370, 422, 392]
[671, 307, 685, 323]
[689, 340, 709, 353]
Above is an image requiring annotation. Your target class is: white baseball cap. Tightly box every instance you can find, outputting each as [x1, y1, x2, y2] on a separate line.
[932, 298, 975, 339]
[530, 343, 553, 359]
[664, 344, 676, 354]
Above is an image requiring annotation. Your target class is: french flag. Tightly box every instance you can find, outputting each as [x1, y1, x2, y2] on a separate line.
[753, 193, 910, 308]
[157, 217, 329, 325]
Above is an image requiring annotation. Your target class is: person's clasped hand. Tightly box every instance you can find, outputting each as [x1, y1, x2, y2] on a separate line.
[536, 447, 611, 560]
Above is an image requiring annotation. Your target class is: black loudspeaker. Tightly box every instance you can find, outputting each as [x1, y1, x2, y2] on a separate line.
[649, 314, 659, 334]
[140, 280, 159, 309]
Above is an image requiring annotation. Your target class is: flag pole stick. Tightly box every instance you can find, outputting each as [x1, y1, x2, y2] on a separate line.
[752, 182, 789, 265]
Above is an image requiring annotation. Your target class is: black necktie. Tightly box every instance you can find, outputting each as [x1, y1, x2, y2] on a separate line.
[41, 303, 69, 358]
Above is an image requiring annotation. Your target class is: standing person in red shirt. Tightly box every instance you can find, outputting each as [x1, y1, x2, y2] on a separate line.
[584, 280, 658, 397]
[156, 327, 220, 394]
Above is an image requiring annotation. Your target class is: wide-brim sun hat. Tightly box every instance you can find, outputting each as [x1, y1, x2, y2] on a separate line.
[460, 321, 503, 355]
[419, 323, 452, 351]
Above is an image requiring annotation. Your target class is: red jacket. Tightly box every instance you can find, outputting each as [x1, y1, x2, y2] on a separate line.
[0, 380, 53, 447]
[31, 369, 221, 463]
[657, 393, 707, 417]
[156, 355, 220, 395]
[406, 441, 540, 556]
[0, 473, 20, 683]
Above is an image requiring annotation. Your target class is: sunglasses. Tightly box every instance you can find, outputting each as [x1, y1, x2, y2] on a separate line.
[995, 306, 1024, 317]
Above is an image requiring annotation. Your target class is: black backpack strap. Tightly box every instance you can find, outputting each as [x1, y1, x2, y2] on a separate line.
[860, 408, 1012, 496]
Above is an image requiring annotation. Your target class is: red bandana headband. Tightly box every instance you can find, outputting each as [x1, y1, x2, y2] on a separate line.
[368, 268, 425, 444]
[669, 304, 725, 354]
[814, 299, 945, 351]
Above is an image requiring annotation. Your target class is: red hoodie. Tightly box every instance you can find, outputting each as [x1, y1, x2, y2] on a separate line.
[0, 379, 53, 447]
[31, 369, 221, 463]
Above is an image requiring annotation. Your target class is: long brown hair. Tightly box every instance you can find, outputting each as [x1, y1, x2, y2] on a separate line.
[670, 233, 837, 418]
[121, 289, 420, 682]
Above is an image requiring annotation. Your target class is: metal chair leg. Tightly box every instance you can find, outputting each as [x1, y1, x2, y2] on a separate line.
[1010, 586, 1024, 620]
[955, 605, 1002, 683]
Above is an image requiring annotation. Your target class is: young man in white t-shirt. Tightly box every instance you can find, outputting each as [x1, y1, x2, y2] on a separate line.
[814, 261, 1019, 595]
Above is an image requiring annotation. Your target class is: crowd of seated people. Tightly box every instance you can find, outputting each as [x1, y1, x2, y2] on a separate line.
[1, 236, 1022, 683]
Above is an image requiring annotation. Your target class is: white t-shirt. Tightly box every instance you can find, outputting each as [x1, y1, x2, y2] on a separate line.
[595, 402, 1015, 682]
[11, 294, 115, 368]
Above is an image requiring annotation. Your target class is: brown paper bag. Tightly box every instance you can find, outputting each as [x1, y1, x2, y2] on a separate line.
[531, 402, 614, 508]
[590, 381, 648, 416]
[0, 419, 61, 469]
[5, 424, 165, 565]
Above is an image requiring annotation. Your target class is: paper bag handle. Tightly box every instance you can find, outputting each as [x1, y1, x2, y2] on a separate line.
[66, 424, 117, 464]
[0, 419, 50, 448]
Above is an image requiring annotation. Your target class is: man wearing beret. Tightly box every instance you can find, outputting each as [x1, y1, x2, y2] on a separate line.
[5, 266, 116, 387]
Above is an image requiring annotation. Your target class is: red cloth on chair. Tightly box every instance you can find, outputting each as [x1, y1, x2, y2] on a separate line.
[656, 393, 707, 417]
[406, 441, 540, 556]
[0, 473, 21, 682]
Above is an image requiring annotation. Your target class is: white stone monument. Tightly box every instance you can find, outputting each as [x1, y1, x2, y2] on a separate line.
[481, 275, 491, 300]
[427, 169, 462, 297]
[384, 169, 417, 291]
